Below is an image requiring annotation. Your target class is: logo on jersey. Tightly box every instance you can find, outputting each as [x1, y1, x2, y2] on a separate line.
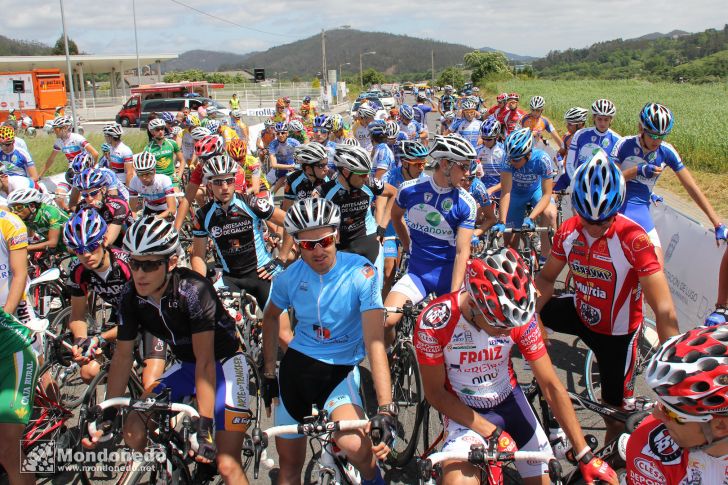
[297, 190, 307, 199]
[632, 458, 665, 482]
[441, 198, 453, 213]
[417, 331, 438, 345]
[570, 261, 613, 281]
[423, 193, 432, 203]
[645, 424, 682, 464]
[632, 233, 652, 252]
[575, 281, 607, 299]
[578, 301, 602, 326]
[421, 302, 451, 329]
[601, 138, 611, 148]
[210, 226, 223, 238]
[360, 265, 375, 279]
[313, 325, 331, 340]
[426, 211, 442, 226]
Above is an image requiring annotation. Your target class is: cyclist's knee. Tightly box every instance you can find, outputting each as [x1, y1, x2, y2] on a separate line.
[441, 460, 480, 485]
[80, 361, 100, 383]
[215, 452, 243, 478]
[334, 428, 370, 461]
[122, 411, 149, 451]
[276, 437, 307, 478]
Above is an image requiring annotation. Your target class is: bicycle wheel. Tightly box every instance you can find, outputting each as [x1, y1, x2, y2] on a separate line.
[584, 348, 601, 402]
[387, 341, 425, 467]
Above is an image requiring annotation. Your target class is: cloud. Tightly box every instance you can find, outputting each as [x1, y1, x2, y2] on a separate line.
[0, 0, 724, 58]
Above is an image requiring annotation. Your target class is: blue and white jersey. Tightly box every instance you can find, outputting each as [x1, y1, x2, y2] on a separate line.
[477, 142, 506, 189]
[395, 177, 476, 266]
[399, 120, 424, 140]
[612, 135, 684, 206]
[413, 104, 433, 125]
[268, 137, 300, 165]
[321, 140, 337, 171]
[500, 148, 555, 196]
[128, 173, 174, 212]
[97, 167, 130, 201]
[269, 251, 383, 365]
[468, 177, 491, 208]
[372, 142, 395, 175]
[388, 132, 408, 167]
[564, 127, 621, 179]
[450, 118, 483, 148]
[0, 147, 34, 177]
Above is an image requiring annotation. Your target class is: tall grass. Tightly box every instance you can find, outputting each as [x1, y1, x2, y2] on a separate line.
[485, 79, 728, 173]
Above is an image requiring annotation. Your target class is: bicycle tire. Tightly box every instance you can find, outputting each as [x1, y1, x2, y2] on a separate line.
[387, 341, 425, 468]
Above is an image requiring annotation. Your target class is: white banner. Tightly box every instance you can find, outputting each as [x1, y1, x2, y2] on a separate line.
[653, 203, 722, 331]
[245, 107, 276, 117]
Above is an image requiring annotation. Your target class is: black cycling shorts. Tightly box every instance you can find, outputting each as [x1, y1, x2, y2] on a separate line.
[539, 295, 637, 407]
[222, 273, 271, 308]
[338, 233, 379, 265]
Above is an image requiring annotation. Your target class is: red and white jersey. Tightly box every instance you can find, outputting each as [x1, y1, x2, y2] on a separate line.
[626, 415, 728, 485]
[53, 132, 89, 164]
[414, 291, 547, 409]
[551, 214, 661, 336]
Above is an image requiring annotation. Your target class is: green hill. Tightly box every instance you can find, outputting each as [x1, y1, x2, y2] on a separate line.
[0, 35, 53, 56]
[533, 25, 728, 82]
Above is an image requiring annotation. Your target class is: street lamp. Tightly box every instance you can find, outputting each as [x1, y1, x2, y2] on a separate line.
[359, 51, 376, 88]
[59, 0, 78, 132]
[339, 62, 351, 83]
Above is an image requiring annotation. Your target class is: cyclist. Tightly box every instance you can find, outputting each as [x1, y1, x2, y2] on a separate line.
[496, 93, 526, 137]
[227, 138, 269, 195]
[0, 306, 38, 485]
[494, 128, 556, 256]
[553, 107, 588, 192]
[261, 197, 395, 485]
[486, 92, 508, 118]
[282, 143, 330, 211]
[413, 92, 438, 125]
[207, 119, 238, 149]
[415, 249, 618, 485]
[477, 116, 505, 197]
[128, 152, 177, 220]
[353, 105, 377, 151]
[268, 121, 301, 192]
[229, 109, 249, 144]
[535, 151, 679, 443]
[272, 97, 291, 123]
[439, 110, 457, 135]
[7, 188, 68, 254]
[448, 98, 482, 148]
[0, 125, 37, 181]
[301, 95, 318, 117]
[288, 119, 308, 144]
[144, 118, 185, 190]
[626, 324, 728, 485]
[0, 165, 35, 206]
[520, 96, 564, 152]
[562, 98, 621, 187]
[256, 119, 276, 169]
[613, 102, 726, 262]
[385, 120, 407, 167]
[370, 121, 396, 179]
[100, 122, 134, 185]
[39, 115, 98, 179]
[329, 114, 351, 144]
[384, 134, 477, 342]
[75, 167, 133, 248]
[191, 155, 286, 305]
[84, 216, 252, 485]
[309, 115, 336, 171]
[439, 85, 458, 114]
[462, 164, 497, 238]
[398, 104, 428, 142]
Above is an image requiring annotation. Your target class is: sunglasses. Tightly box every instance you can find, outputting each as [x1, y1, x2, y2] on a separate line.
[645, 131, 668, 140]
[312, 128, 329, 134]
[210, 177, 235, 186]
[481, 137, 497, 142]
[580, 216, 613, 227]
[404, 160, 426, 168]
[0, 141, 13, 147]
[276, 132, 288, 136]
[152, 127, 165, 132]
[295, 232, 337, 251]
[129, 258, 167, 273]
[8, 205, 26, 214]
[311, 162, 328, 169]
[73, 241, 101, 255]
[449, 160, 470, 170]
[81, 188, 102, 198]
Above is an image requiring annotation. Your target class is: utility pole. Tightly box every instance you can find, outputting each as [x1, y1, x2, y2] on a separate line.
[321, 29, 327, 90]
[59, 0, 78, 131]
[132, 0, 141, 86]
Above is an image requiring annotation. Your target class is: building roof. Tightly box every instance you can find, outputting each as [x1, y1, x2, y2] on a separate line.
[0, 54, 178, 74]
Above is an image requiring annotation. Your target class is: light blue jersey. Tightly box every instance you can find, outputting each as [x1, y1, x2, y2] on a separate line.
[372, 142, 395, 175]
[500, 148, 555, 196]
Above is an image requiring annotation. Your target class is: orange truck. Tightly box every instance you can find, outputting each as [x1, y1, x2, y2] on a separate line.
[0, 69, 67, 127]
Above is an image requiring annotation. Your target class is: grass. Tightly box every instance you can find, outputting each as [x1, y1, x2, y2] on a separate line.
[484, 78, 728, 218]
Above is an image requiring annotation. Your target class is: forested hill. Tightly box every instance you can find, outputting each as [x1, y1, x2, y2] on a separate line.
[0, 35, 53, 56]
[533, 25, 728, 82]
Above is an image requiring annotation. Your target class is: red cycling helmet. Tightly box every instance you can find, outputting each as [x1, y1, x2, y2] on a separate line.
[646, 325, 728, 421]
[195, 134, 225, 160]
[465, 248, 537, 329]
[497, 92, 508, 103]
[506, 92, 520, 101]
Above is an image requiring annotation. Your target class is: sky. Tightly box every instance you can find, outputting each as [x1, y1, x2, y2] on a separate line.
[2, 0, 726, 58]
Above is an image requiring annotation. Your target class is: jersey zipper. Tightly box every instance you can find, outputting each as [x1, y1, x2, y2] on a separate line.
[317, 273, 324, 341]
[144, 296, 176, 345]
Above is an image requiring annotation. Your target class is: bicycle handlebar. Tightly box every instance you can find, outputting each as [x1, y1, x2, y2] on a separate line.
[501, 226, 551, 234]
[424, 449, 554, 466]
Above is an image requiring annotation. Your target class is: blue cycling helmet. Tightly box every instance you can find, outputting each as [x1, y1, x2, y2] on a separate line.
[101, 143, 111, 153]
[368, 120, 386, 137]
[639, 103, 674, 136]
[275, 121, 289, 133]
[160, 112, 176, 124]
[480, 116, 502, 138]
[313, 114, 331, 130]
[75, 167, 109, 191]
[71, 152, 95, 174]
[400, 104, 415, 121]
[504, 128, 533, 160]
[303, 96, 311, 103]
[571, 149, 625, 223]
[399, 140, 429, 160]
[63, 208, 107, 252]
[206, 119, 221, 133]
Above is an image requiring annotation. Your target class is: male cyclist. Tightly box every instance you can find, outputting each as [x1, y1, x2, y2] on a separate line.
[416, 250, 617, 485]
[353, 105, 377, 151]
[328, 114, 351, 144]
[268, 121, 301, 192]
[227, 138, 269, 195]
[487, 92, 508, 118]
[310, 115, 337, 171]
[101, 122, 134, 185]
[0, 125, 37, 181]
[75, 167, 133, 248]
[145, 118, 185, 190]
[191, 155, 286, 306]
[613, 102, 726, 262]
[398, 104, 428, 142]
[438, 85, 458, 114]
[497, 93, 526, 137]
[262, 197, 395, 485]
[128, 152, 177, 220]
[553, 107, 588, 192]
[370, 121, 396, 179]
[229, 109, 249, 144]
[477, 116, 505, 197]
[7, 188, 68, 254]
[413, 92, 438, 125]
[282, 144, 330, 211]
[626, 324, 728, 485]
[39, 115, 98, 179]
[535, 152, 679, 443]
[288, 120, 309, 144]
[448, 98, 482, 148]
[384, 135, 477, 342]
[84, 217, 253, 485]
[520, 96, 563, 153]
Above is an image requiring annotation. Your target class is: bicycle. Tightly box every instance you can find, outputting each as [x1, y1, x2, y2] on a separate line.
[553, 190, 570, 228]
[251, 407, 373, 484]
[501, 226, 552, 275]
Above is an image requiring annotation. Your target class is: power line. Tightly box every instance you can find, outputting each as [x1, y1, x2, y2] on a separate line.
[168, 0, 296, 38]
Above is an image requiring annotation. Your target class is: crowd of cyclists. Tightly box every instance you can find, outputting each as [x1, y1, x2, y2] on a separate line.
[0, 83, 726, 485]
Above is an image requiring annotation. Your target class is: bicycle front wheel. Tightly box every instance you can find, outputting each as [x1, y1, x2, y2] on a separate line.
[387, 341, 425, 467]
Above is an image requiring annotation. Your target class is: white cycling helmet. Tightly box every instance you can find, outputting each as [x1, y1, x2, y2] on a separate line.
[51, 116, 72, 128]
[133, 152, 157, 172]
[429, 134, 477, 161]
[190, 126, 212, 141]
[564, 107, 588, 124]
[530, 96, 545, 110]
[591, 99, 616, 117]
[148, 118, 166, 132]
[385, 120, 400, 138]
[295, 143, 328, 165]
[334, 144, 372, 173]
[230, 109, 242, 119]
[171, 126, 182, 137]
[357, 105, 377, 118]
[123, 216, 180, 257]
[7, 187, 43, 206]
[342, 137, 359, 146]
[284, 198, 341, 236]
[203, 154, 238, 179]
[102, 122, 124, 138]
[289, 120, 304, 133]
[461, 99, 478, 111]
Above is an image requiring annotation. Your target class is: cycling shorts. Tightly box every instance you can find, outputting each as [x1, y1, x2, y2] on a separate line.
[391, 260, 453, 304]
[275, 348, 362, 439]
[620, 200, 657, 234]
[540, 295, 640, 407]
[222, 274, 271, 310]
[0, 346, 38, 424]
[152, 352, 251, 432]
[441, 386, 550, 478]
[506, 189, 542, 228]
[383, 238, 399, 259]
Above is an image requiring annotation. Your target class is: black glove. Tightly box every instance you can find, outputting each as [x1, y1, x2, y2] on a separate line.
[91, 406, 119, 443]
[261, 375, 279, 410]
[261, 258, 283, 275]
[376, 226, 387, 238]
[369, 413, 397, 447]
[194, 416, 217, 461]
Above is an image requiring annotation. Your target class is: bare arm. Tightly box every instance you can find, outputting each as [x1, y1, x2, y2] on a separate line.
[391, 203, 410, 252]
[124, 162, 135, 186]
[27, 165, 38, 182]
[27, 227, 62, 251]
[641, 271, 680, 342]
[535, 255, 567, 312]
[40, 149, 59, 178]
[4, 247, 28, 314]
[529, 177, 553, 220]
[156, 194, 177, 221]
[675, 167, 722, 228]
[190, 237, 208, 277]
[262, 302, 285, 376]
[362, 309, 391, 406]
[85, 144, 99, 161]
[451, 226, 474, 292]
[191, 331, 217, 419]
[498, 171, 512, 224]
[174, 182, 199, 231]
[104, 224, 122, 248]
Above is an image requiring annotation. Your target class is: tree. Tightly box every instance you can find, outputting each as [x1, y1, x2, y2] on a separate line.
[52, 35, 79, 55]
[436, 67, 465, 89]
[463, 51, 510, 84]
[362, 68, 385, 87]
